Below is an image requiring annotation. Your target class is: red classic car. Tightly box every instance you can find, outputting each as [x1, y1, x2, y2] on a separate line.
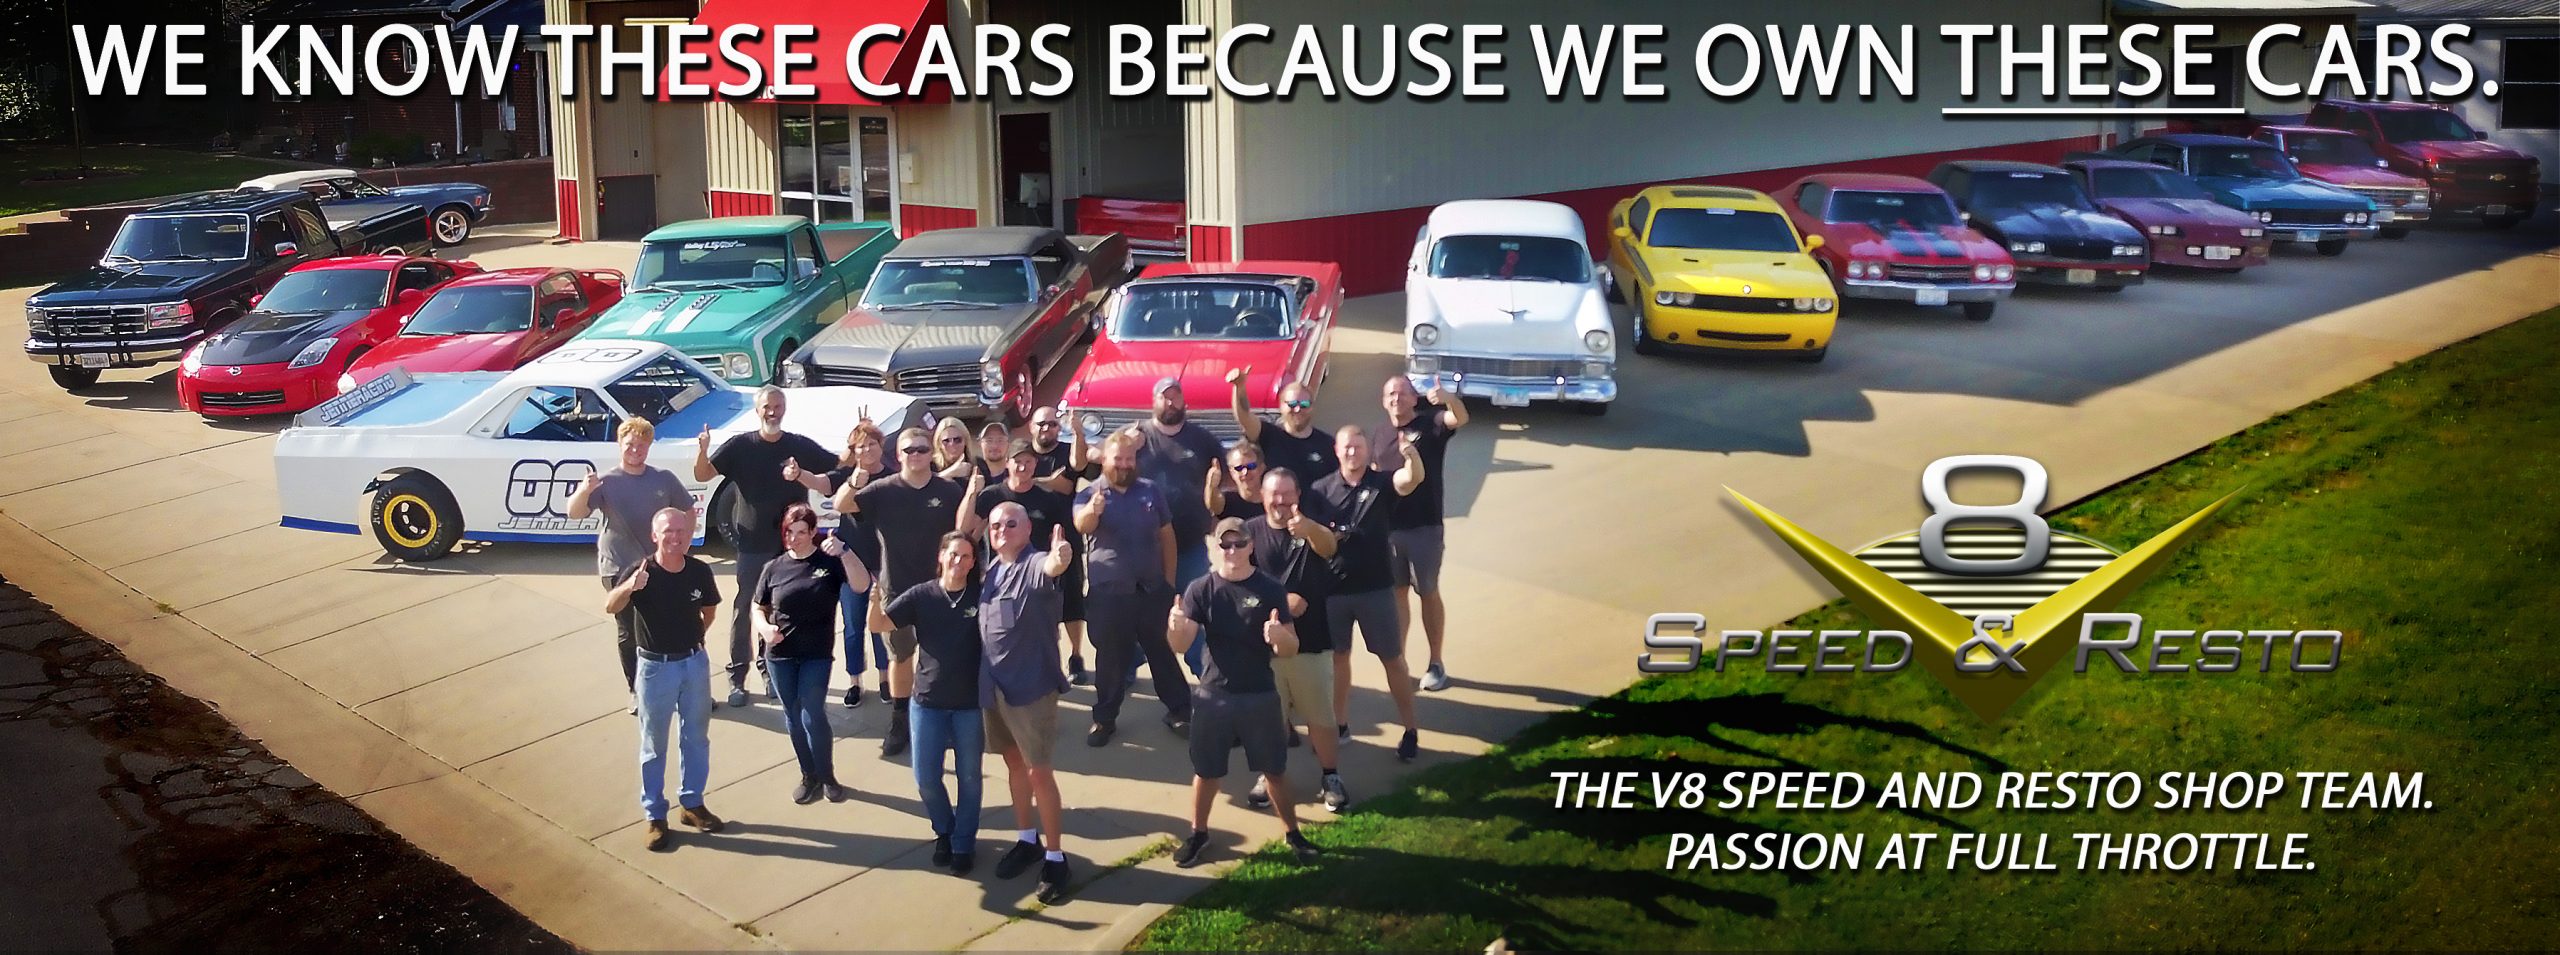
[1777, 173, 2015, 321]
[2251, 126, 2431, 237]
[340, 267, 625, 391]
[1060, 261, 1344, 443]
[177, 255, 482, 416]
[2063, 159, 2272, 273]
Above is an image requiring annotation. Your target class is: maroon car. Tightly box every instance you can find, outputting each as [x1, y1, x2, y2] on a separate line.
[2065, 159, 2272, 272]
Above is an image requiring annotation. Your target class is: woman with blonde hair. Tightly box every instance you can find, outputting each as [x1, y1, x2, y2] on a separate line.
[827, 420, 894, 707]
[932, 416, 979, 481]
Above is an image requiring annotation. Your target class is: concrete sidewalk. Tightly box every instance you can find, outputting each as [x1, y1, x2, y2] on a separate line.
[0, 220, 2553, 952]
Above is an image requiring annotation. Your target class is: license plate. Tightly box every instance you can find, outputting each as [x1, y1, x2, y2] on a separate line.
[2066, 269, 2097, 285]
[1491, 386, 1534, 408]
[2282, 231, 2312, 242]
[2372, 210, 2394, 223]
[1914, 288, 1949, 306]
[2204, 247, 2234, 261]
[2485, 205, 2509, 217]
[73, 354, 111, 369]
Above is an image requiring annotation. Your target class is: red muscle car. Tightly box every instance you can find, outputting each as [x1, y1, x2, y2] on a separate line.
[340, 267, 625, 391]
[177, 255, 482, 416]
[2063, 159, 2273, 272]
[1778, 173, 2015, 321]
[2251, 126, 2431, 237]
[1060, 261, 1344, 443]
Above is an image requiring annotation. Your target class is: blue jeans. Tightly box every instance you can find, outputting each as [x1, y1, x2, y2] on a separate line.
[1130, 541, 1212, 681]
[837, 584, 890, 680]
[767, 656, 834, 783]
[636, 649, 712, 821]
[909, 700, 983, 845]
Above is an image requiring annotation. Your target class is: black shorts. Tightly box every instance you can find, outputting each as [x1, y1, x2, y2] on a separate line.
[1187, 689, 1287, 780]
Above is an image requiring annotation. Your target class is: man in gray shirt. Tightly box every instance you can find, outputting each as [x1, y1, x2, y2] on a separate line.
[977, 502, 1077, 903]
[1074, 430, 1187, 747]
[568, 418, 697, 706]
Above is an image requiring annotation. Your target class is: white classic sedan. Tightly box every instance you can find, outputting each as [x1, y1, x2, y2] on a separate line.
[1404, 199, 1617, 415]
[275, 340, 925, 561]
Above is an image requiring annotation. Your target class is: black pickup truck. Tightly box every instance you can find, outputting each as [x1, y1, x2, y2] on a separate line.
[24, 189, 431, 390]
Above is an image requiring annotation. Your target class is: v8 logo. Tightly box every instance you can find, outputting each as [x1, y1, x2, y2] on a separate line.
[505, 460, 598, 517]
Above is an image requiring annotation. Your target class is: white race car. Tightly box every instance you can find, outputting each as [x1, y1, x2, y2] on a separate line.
[276, 339, 926, 562]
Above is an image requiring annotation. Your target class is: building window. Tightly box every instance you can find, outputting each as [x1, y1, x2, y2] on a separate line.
[2502, 37, 2558, 130]
[778, 106, 894, 224]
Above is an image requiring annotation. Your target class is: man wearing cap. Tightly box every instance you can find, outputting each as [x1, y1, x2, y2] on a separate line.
[1023, 406, 1094, 685]
[1165, 516, 1322, 868]
[1229, 366, 1337, 480]
[1311, 425, 1426, 762]
[960, 439, 1076, 560]
[1129, 375, 1226, 678]
[1074, 429, 1189, 746]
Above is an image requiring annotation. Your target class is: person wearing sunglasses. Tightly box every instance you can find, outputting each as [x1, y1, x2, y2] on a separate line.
[973, 502, 1077, 902]
[1377, 375, 1469, 694]
[1164, 517, 1322, 868]
[825, 421, 894, 709]
[1229, 365, 1338, 480]
[835, 426, 964, 759]
[693, 386, 840, 709]
[931, 417, 981, 481]
[753, 503, 868, 805]
[1204, 441, 1270, 525]
[1023, 406, 1094, 686]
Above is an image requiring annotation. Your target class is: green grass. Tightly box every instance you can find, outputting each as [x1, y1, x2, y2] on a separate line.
[0, 145, 299, 218]
[1138, 308, 2560, 951]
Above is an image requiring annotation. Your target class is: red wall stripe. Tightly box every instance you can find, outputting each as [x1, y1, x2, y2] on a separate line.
[1240, 134, 2106, 297]
[707, 190, 776, 218]
[899, 203, 977, 237]
[1188, 224, 1233, 263]
[555, 179, 581, 241]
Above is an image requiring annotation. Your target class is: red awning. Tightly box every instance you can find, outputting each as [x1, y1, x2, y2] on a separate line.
[660, 0, 951, 105]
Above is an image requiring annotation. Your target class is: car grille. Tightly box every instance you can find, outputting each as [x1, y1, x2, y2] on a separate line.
[1695, 330, 1792, 343]
[37, 304, 150, 338]
[1675, 295, 1794, 314]
[1435, 355, 1583, 379]
[1887, 264, 1974, 284]
[2268, 209, 2350, 227]
[198, 390, 286, 409]
[2439, 161, 2536, 188]
[887, 363, 982, 397]
[1069, 408, 1246, 446]
[2344, 187, 2426, 209]
[809, 366, 887, 388]
[2026, 237, 2119, 263]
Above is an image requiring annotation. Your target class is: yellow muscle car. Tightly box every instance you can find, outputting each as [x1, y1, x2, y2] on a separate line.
[1604, 185, 1837, 362]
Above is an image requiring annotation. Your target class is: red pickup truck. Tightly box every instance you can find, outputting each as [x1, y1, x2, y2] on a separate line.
[2193, 101, 2538, 229]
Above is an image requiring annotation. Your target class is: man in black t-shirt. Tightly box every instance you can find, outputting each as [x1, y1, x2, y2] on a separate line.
[604, 507, 726, 852]
[693, 385, 838, 707]
[1229, 366, 1337, 479]
[1166, 517, 1321, 868]
[1245, 468, 1350, 814]
[1023, 406, 1092, 684]
[838, 426, 964, 758]
[1376, 375, 1469, 693]
[1310, 425, 1426, 763]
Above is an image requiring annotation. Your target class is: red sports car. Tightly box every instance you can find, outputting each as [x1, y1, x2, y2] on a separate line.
[1777, 173, 2015, 321]
[1059, 261, 1343, 442]
[2063, 159, 2273, 272]
[177, 255, 481, 416]
[340, 267, 625, 391]
[2251, 126, 2432, 237]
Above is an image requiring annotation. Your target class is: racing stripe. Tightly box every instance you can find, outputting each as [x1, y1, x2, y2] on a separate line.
[663, 294, 718, 333]
[630, 295, 676, 335]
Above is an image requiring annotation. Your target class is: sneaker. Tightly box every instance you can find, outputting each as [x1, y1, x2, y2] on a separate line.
[822, 780, 852, 803]
[1174, 830, 1211, 868]
[1068, 654, 1091, 686]
[1036, 858, 1073, 903]
[1421, 662, 1450, 692]
[1287, 725, 1302, 748]
[950, 853, 976, 875]
[1285, 830, 1322, 862]
[1247, 776, 1271, 809]
[678, 804, 725, 833]
[843, 686, 863, 708]
[1164, 713, 1189, 738]
[792, 777, 820, 805]
[1396, 728, 1419, 762]
[995, 840, 1042, 879]
[644, 819, 670, 851]
[1336, 723, 1350, 743]
[1321, 774, 1352, 813]
[1086, 722, 1114, 747]
[932, 836, 953, 868]
[726, 687, 748, 708]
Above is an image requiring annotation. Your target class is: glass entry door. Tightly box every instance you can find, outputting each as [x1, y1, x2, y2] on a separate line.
[780, 106, 895, 225]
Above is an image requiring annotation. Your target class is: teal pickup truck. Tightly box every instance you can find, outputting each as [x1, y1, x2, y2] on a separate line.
[575, 216, 896, 385]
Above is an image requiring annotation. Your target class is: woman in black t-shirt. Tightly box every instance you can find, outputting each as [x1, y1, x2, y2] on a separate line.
[884, 532, 988, 873]
[830, 421, 892, 708]
[757, 503, 872, 806]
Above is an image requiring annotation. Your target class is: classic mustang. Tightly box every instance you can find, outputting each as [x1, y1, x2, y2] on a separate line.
[239, 168, 492, 246]
[2250, 126, 2430, 237]
[1928, 161, 2149, 291]
[341, 267, 625, 392]
[578, 216, 898, 386]
[2063, 159, 2273, 272]
[1060, 261, 1344, 443]
[783, 226, 1132, 424]
[177, 255, 481, 417]
[1606, 185, 1837, 360]
[274, 341, 925, 561]
[2093, 135, 2378, 256]
[1406, 199, 1615, 412]
[1776, 173, 2013, 322]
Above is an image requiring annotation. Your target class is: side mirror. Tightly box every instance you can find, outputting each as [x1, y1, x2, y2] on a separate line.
[273, 242, 299, 258]
[1612, 226, 1633, 240]
[396, 288, 425, 308]
[1802, 234, 1826, 252]
[248, 293, 264, 307]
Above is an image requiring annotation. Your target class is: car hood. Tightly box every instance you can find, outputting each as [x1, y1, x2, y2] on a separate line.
[2403, 138, 2529, 163]
[32, 260, 243, 306]
[1066, 337, 1291, 410]
[351, 332, 527, 377]
[2293, 163, 2425, 189]
[585, 287, 788, 344]
[1410, 276, 1607, 354]
[1982, 205, 2145, 245]
[196, 307, 372, 365]
[1650, 257, 1833, 297]
[1819, 222, 2004, 263]
[2098, 197, 2259, 230]
[2201, 177, 2369, 209]
[800, 304, 1035, 370]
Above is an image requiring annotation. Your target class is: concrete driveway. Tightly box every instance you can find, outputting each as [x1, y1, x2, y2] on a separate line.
[2, 217, 2554, 952]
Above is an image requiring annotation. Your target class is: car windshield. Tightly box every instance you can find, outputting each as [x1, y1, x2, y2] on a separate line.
[403, 285, 533, 336]
[1971, 172, 2099, 212]
[2088, 166, 2215, 200]
[1427, 235, 1590, 282]
[1825, 191, 1960, 229]
[631, 235, 791, 291]
[605, 355, 716, 424]
[257, 268, 389, 312]
[2374, 109, 2478, 143]
[104, 213, 249, 262]
[2282, 132, 2383, 165]
[1644, 208, 1802, 252]
[1110, 282, 1294, 340]
[2191, 145, 2299, 179]
[863, 259, 1035, 308]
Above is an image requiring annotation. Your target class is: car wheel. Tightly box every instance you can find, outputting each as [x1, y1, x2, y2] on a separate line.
[48, 365, 102, 391]
[378, 247, 406, 257]
[1011, 369, 1035, 427]
[2316, 238, 2349, 256]
[1631, 302, 1662, 356]
[1962, 301, 1996, 322]
[1602, 266, 1623, 304]
[1573, 400, 1609, 417]
[370, 473, 463, 562]
[1792, 346, 1829, 364]
[2378, 226, 2410, 239]
[431, 206, 474, 246]
[2485, 213, 2528, 230]
[769, 341, 797, 386]
[708, 481, 743, 550]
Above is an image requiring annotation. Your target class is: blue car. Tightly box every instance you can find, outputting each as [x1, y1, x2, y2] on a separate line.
[240, 169, 493, 247]
[2094, 135, 2378, 256]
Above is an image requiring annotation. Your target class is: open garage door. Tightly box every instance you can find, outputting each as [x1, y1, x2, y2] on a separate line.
[987, 0, 1188, 256]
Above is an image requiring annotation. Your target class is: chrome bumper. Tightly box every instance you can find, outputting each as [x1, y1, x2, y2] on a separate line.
[2266, 223, 2380, 241]
[1839, 279, 2012, 303]
[1404, 361, 1615, 406]
[26, 332, 196, 367]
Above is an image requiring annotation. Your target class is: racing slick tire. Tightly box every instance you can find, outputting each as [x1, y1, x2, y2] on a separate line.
[371, 473, 463, 562]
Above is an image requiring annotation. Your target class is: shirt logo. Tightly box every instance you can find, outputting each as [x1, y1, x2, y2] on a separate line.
[926, 497, 945, 509]
[1242, 595, 1262, 609]
[688, 589, 702, 600]
[962, 607, 978, 617]
[815, 568, 829, 580]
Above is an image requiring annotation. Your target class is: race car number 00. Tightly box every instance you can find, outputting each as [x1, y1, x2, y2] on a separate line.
[506, 459, 599, 518]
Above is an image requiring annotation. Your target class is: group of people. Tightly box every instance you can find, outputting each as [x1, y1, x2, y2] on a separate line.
[568, 364, 1469, 898]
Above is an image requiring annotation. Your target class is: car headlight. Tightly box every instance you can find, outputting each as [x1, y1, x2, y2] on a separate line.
[336, 372, 358, 394]
[144, 301, 194, 330]
[1993, 264, 2014, 281]
[1790, 297, 1813, 312]
[2116, 245, 2144, 257]
[780, 362, 808, 387]
[1076, 411, 1104, 441]
[180, 345, 204, 372]
[2255, 210, 2275, 222]
[1972, 264, 1993, 282]
[24, 306, 50, 333]
[2241, 227, 2266, 238]
[1412, 323, 1441, 348]
[2026, 241, 2046, 254]
[1409, 355, 1439, 375]
[723, 353, 754, 379]
[1813, 298, 1834, 312]
[288, 337, 337, 369]
[980, 361, 1005, 397]
[2352, 211, 2371, 224]
[1583, 329, 1610, 354]
[1581, 359, 1609, 379]
[1654, 291, 1696, 307]
[2149, 224, 2180, 236]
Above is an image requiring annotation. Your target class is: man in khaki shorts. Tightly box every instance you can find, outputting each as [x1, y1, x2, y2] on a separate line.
[1244, 468, 1351, 813]
[976, 501, 1078, 905]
